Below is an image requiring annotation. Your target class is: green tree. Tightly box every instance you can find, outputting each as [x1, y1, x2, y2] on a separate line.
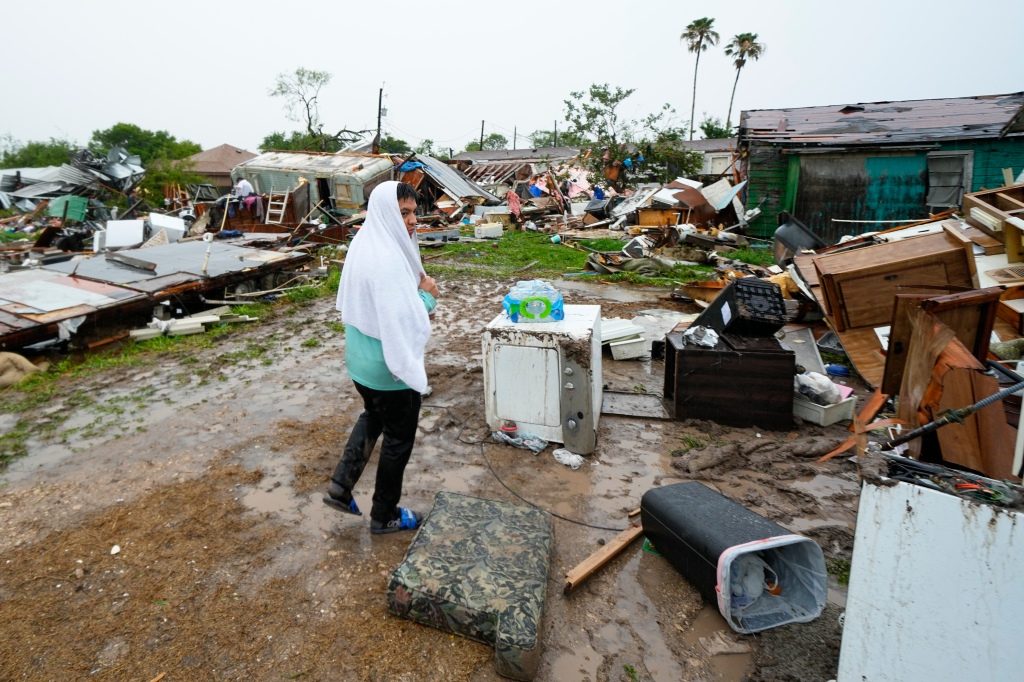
[564, 84, 702, 192]
[681, 18, 720, 141]
[463, 133, 508, 153]
[89, 123, 200, 165]
[698, 115, 731, 139]
[0, 136, 78, 168]
[724, 33, 766, 133]
[259, 130, 321, 152]
[269, 67, 369, 152]
[527, 129, 588, 148]
[379, 134, 411, 153]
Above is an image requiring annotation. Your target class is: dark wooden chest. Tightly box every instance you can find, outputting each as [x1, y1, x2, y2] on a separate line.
[663, 332, 795, 430]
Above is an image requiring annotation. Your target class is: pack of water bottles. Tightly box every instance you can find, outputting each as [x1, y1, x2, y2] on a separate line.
[502, 280, 565, 323]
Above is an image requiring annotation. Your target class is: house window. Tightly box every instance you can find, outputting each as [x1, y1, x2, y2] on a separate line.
[926, 150, 973, 209]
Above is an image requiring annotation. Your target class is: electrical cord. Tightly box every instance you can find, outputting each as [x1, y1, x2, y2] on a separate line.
[443, 411, 629, 532]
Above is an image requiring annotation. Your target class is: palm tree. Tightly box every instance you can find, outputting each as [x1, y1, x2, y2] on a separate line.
[681, 18, 720, 141]
[724, 33, 766, 135]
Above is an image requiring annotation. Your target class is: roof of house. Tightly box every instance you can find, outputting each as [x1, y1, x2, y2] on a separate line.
[740, 92, 1024, 146]
[452, 147, 581, 163]
[186, 144, 257, 175]
[234, 150, 393, 176]
[413, 154, 501, 205]
[680, 138, 738, 152]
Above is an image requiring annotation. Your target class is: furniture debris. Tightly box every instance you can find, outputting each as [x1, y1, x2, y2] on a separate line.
[387, 492, 552, 682]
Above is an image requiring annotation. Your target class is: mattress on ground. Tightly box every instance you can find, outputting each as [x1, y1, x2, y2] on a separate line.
[386, 491, 553, 681]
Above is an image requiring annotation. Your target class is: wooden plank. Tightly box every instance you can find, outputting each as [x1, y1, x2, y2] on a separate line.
[881, 295, 932, 394]
[848, 388, 889, 432]
[897, 311, 957, 456]
[564, 524, 643, 595]
[835, 325, 887, 388]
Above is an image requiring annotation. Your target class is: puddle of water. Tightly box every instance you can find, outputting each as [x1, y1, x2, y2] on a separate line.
[549, 642, 601, 682]
[558, 280, 671, 303]
[680, 605, 754, 681]
[827, 585, 848, 608]
[241, 458, 300, 522]
[784, 516, 853, 533]
[611, 554, 684, 682]
[791, 474, 856, 498]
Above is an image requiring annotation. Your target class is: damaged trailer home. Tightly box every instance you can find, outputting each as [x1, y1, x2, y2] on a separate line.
[739, 92, 1024, 242]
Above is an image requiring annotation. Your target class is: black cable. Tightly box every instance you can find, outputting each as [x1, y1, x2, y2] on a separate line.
[449, 420, 629, 533]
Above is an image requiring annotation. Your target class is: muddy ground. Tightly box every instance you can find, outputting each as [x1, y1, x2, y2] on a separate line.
[0, 276, 860, 681]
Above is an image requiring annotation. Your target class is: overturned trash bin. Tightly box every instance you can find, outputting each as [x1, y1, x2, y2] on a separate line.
[641, 482, 826, 634]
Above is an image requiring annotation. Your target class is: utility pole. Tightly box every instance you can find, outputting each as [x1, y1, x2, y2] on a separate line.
[513, 127, 517, 150]
[373, 87, 383, 154]
[554, 120, 558, 147]
[480, 121, 485, 150]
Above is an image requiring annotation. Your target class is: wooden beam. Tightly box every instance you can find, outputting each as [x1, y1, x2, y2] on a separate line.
[563, 524, 643, 595]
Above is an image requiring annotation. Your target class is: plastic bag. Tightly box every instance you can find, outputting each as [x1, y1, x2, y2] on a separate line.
[683, 325, 719, 348]
[552, 448, 584, 470]
[491, 431, 548, 454]
[794, 372, 841, 406]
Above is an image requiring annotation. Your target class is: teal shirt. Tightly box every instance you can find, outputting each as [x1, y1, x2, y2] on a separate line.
[344, 290, 436, 391]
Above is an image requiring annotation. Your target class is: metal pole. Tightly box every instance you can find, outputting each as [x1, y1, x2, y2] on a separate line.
[480, 121, 485, 150]
[554, 121, 558, 147]
[513, 127, 517, 150]
[377, 87, 383, 144]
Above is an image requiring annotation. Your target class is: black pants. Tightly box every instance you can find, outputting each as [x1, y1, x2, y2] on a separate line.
[331, 382, 421, 522]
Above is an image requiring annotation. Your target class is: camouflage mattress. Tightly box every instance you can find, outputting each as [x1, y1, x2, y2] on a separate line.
[386, 491, 553, 681]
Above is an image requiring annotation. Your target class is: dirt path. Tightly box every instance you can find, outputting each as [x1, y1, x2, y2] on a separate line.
[0, 276, 857, 681]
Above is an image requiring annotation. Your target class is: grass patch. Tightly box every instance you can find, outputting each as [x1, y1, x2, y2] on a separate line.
[828, 558, 851, 585]
[0, 419, 32, 467]
[575, 263, 713, 287]
[301, 338, 321, 348]
[423, 232, 587, 279]
[729, 246, 775, 267]
[577, 238, 625, 252]
[326, 321, 345, 333]
[229, 301, 272, 319]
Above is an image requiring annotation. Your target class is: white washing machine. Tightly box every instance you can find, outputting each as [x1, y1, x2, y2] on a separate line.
[482, 304, 601, 454]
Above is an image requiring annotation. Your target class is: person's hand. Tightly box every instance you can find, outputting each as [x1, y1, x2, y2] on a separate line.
[419, 274, 439, 298]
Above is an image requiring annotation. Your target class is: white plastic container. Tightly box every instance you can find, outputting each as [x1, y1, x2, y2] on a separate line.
[475, 223, 503, 239]
[792, 395, 855, 426]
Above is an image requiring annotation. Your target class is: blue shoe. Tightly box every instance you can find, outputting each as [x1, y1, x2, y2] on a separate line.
[323, 482, 361, 516]
[370, 507, 422, 534]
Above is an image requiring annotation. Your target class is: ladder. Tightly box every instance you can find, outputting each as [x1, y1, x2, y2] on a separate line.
[265, 186, 290, 224]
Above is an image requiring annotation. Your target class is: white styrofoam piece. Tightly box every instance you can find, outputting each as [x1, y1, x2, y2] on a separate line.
[104, 220, 146, 248]
[610, 337, 646, 360]
[474, 223, 503, 239]
[792, 395, 855, 426]
[837, 480, 1024, 682]
[483, 304, 601, 444]
[600, 318, 645, 343]
[149, 213, 187, 242]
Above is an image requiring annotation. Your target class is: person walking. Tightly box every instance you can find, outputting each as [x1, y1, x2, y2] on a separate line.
[323, 181, 438, 534]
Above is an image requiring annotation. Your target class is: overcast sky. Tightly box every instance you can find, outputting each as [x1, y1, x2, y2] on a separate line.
[3, 0, 1022, 155]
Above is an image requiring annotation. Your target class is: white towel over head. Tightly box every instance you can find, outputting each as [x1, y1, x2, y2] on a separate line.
[336, 181, 430, 392]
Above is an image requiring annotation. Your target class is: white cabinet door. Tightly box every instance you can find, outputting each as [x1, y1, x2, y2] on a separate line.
[492, 344, 561, 427]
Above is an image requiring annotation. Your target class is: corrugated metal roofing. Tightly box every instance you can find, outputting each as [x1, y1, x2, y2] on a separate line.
[453, 147, 581, 163]
[740, 92, 1024, 146]
[413, 154, 500, 205]
[463, 162, 527, 185]
[235, 151, 391, 174]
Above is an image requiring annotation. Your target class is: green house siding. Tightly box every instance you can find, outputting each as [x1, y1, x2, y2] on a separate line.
[744, 135, 1024, 241]
[746, 144, 788, 237]
[938, 137, 1024, 191]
